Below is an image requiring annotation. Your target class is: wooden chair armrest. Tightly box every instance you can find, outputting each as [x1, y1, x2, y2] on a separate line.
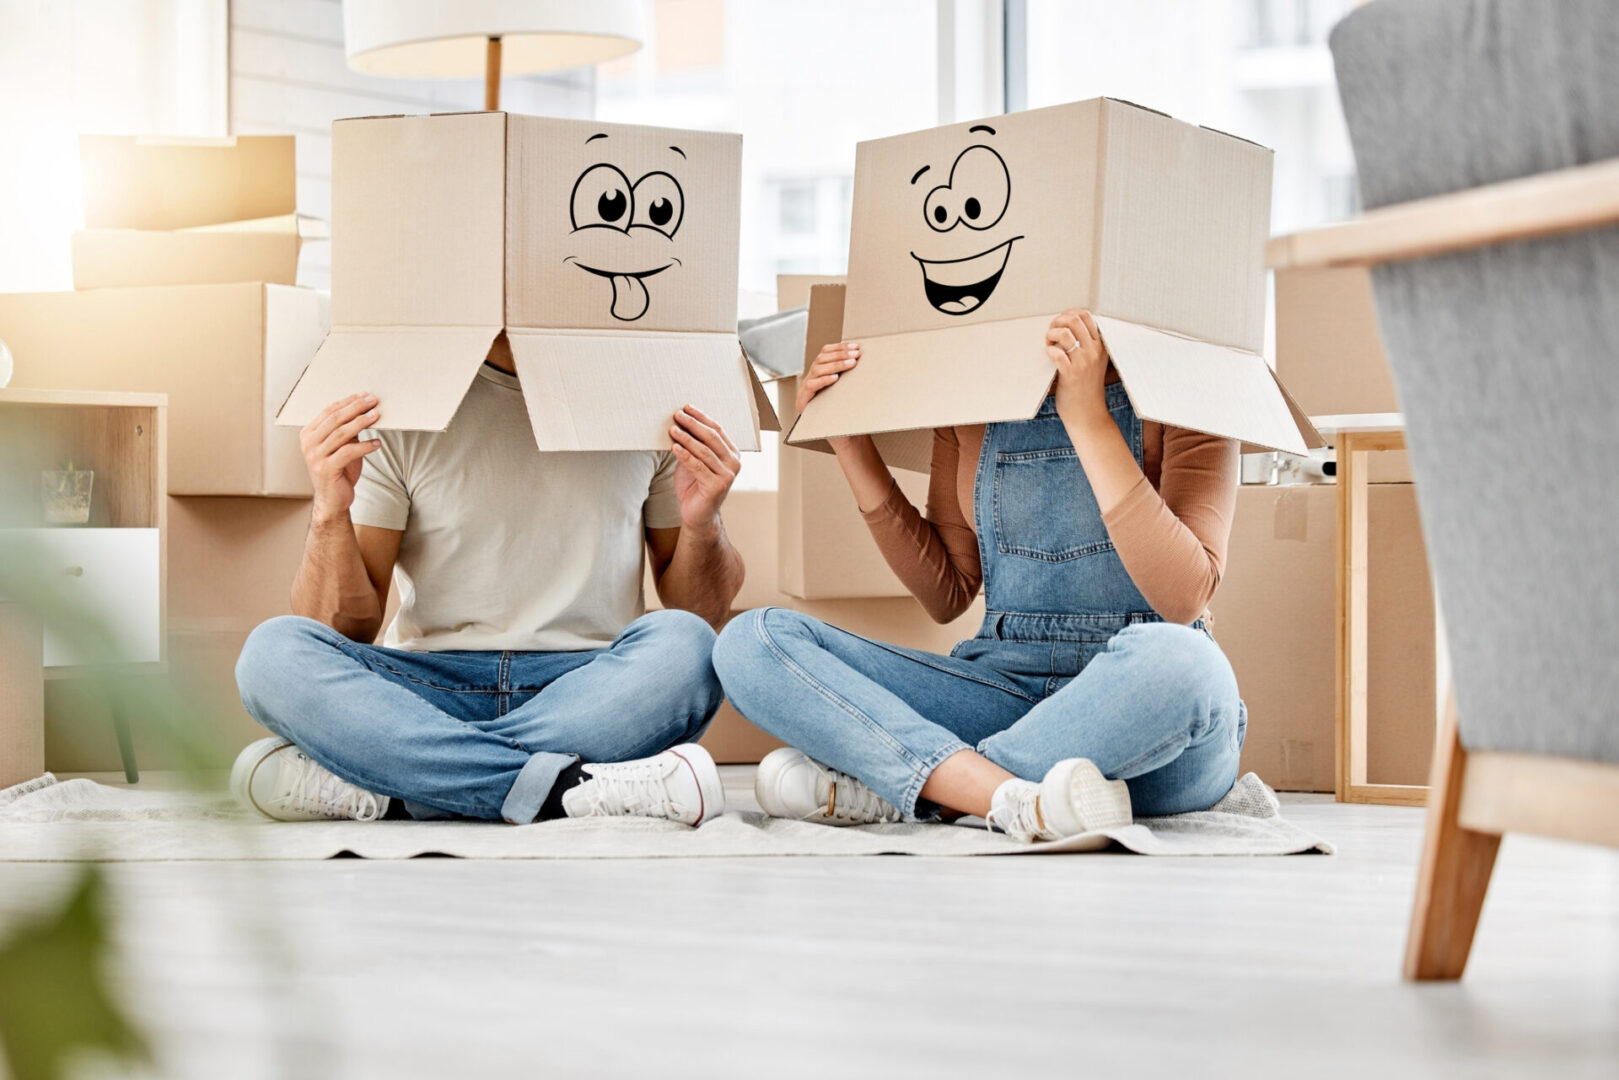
[1267, 157, 1619, 271]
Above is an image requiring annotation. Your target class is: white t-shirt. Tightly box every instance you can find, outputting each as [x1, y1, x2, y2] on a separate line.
[350, 364, 682, 653]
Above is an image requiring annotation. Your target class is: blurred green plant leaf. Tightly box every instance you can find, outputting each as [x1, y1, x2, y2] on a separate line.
[0, 867, 149, 1080]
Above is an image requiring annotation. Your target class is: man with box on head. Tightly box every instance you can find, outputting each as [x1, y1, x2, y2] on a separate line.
[715, 101, 1321, 843]
[232, 113, 775, 827]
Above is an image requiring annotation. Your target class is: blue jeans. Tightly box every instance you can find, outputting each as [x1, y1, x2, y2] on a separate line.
[712, 609, 1246, 819]
[235, 610, 723, 822]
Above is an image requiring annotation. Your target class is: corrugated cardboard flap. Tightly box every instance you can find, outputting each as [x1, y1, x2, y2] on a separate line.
[1094, 315, 1324, 455]
[275, 326, 499, 431]
[780, 283, 934, 474]
[787, 313, 1057, 445]
[509, 330, 772, 452]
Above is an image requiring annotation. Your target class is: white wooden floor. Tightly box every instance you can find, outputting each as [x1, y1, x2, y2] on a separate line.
[3, 768, 1617, 1080]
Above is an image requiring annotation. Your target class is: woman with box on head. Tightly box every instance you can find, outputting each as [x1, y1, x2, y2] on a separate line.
[714, 307, 1243, 841]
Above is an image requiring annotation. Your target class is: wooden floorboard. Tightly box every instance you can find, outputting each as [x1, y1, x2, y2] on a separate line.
[3, 771, 1616, 1079]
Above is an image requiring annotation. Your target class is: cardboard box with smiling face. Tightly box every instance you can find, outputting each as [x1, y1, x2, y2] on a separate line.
[276, 111, 776, 451]
[788, 98, 1322, 456]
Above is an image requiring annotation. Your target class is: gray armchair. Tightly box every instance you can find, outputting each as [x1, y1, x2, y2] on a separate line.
[1323, 0, 1619, 979]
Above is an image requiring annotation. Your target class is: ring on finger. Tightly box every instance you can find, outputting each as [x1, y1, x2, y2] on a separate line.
[1064, 340, 1082, 354]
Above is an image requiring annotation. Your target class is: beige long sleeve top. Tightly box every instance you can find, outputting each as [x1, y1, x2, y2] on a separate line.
[860, 416, 1239, 626]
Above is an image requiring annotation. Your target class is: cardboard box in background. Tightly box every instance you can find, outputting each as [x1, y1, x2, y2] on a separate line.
[74, 135, 309, 289]
[791, 98, 1322, 458]
[166, 496, 311, 629]
[1275, 265, 1411, 482]
[0, 283, 327, 496]
[1212, 483, 1440, 791]
[1275, 265, 1397, 416]
[773, 276, 934, 599]
[277, 111, 777, 452]
[0, 602, 45, 789]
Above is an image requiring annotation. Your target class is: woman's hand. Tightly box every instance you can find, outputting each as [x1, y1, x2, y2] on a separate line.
[1046, 309, 1111, 429]
[796, 340, 860, 416]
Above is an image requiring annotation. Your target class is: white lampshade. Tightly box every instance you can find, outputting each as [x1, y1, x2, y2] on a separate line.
[343, 0, 644, 77]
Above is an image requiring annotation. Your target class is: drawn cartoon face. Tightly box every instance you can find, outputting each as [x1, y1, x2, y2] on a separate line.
[909, 125, 1020, 316]
[565, 133, 688, 321]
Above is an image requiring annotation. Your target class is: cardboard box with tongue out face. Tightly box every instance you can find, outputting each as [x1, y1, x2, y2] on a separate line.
[276, 111, 778, 451]
[787, 98, 1322, 460]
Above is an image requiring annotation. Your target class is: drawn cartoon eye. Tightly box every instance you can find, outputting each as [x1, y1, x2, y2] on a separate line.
[922, 144, 1011, 232]
[951, 147, 1009, 229]
[631, 171, 684, 237]
[571, 164, 634, 232]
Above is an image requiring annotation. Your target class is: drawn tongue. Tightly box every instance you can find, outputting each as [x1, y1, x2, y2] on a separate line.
[610, 274, 650, 321]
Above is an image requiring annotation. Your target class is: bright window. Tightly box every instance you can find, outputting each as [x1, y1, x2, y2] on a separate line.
[596, 0, 942, 488]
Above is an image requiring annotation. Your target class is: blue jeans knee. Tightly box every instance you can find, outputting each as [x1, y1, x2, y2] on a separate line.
[623, 608, 724, 735]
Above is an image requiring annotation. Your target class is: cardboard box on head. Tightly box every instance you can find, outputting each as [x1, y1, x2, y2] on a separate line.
[276, 111, 778, 452]
[788, 98, 1323, 457]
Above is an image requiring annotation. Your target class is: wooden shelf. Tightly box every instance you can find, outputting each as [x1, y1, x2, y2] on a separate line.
[0, 391, 167, 530]
[1267, 157, 1619, 271]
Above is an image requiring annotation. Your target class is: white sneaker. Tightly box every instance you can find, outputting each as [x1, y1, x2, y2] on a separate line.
[986, 758, 1131, 843]
[753, 747, 902, 827]
[230, 737, 390, 822]
[560, 743, 724, 827]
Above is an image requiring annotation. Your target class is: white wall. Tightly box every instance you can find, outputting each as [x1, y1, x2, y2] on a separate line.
[227, 0, 596, 289]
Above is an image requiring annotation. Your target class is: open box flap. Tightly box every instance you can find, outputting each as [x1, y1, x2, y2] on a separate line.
[779, 283, 934, 474]
[508, 330, 770, 452]
[275, 325, 500, 431]
[1093, 314, 1318, 455]
[787, 312, 1057, 444]
[747, 362, 782, 434]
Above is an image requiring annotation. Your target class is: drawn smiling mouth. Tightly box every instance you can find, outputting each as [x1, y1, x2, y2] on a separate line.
[569, 260, 677, 321]
[910, 237, 1021, 316]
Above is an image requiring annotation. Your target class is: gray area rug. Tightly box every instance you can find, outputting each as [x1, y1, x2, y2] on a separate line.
[0, 772, 1332, 861]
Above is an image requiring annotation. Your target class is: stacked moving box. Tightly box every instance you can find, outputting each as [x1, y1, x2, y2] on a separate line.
[0, 136, 328, 771]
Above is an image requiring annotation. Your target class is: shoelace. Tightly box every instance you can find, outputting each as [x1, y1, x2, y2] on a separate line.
[578, 761, 678, 819]
[984, 784, 1045, 843]
[274, 751, 384, 822]
[812, 765, 900, 825]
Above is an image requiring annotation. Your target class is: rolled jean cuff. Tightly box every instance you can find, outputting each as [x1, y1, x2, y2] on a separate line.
[502, 751, 579, 824]
[901, 739, 972, 820]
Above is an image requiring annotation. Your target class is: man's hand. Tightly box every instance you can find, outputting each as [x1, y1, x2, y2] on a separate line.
[301, 393, 382, 523]
[1046, 309, 1111, 429]
[668, 404, 740, 531]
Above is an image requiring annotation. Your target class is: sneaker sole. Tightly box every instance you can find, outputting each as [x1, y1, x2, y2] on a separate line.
[229, 736, 294, 819]
[668, 743, 726, 827]
[1064, 759, 1133, 833]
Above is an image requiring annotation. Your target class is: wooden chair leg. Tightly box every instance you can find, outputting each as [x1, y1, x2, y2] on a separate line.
[1404, 692, 1499, 980]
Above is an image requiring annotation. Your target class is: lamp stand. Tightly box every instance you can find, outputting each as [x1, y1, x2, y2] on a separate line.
[484, 35, 503, 110]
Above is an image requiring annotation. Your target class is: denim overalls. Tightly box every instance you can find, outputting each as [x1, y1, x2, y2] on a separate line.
[953, 385, 1180, 695]
[716, 386, 1248, 818]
